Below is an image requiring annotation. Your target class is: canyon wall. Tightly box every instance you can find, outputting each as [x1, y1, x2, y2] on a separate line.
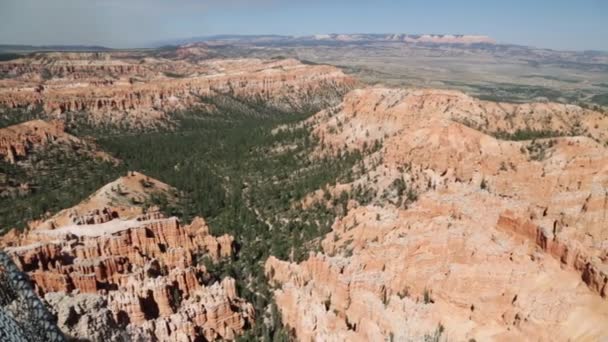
[0, 53, 355, 129]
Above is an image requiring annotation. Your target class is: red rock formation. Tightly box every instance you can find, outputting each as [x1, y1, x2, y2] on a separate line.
[497, 210, 607, 298]
[9, 214, 235, 294]
[2, 174, 253, 341]
[0, 119, 116, 164]
[0, 119, 65, 163]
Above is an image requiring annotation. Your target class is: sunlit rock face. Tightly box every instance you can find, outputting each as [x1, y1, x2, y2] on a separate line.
[266, 87, 608, 341]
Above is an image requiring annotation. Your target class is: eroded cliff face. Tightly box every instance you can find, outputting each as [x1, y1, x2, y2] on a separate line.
[0, 119, 114, 164]
[1, 172, 254, 341]
[0, 52, 355, 129]
[265, 88, 608, 341]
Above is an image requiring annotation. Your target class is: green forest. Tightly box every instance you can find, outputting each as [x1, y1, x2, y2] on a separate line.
[0, 145, 118, 231]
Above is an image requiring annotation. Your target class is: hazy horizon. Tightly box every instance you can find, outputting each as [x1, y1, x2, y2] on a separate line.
[0, 0, 607, 51]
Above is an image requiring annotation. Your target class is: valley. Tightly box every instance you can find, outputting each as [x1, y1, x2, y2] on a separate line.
[0, 39, 607, 341]
[0, 52, 364, 340]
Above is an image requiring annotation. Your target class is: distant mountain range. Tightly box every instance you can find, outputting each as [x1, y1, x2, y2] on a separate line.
[153, 33, 496, 47]
[2, 34, 606, 56]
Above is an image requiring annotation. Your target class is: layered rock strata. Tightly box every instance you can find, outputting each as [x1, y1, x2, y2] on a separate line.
[0, 53, 355, 129]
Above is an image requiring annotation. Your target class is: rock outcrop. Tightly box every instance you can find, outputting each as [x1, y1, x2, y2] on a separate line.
[0, 251, 67, 342]
[266, 87, 608, 341]
[2, 173, 254, 341]
[0, 52, 355, 129]
[44, 292, 123, 341]
[35, 171, 174, 229]
[0, 119, 114, 164]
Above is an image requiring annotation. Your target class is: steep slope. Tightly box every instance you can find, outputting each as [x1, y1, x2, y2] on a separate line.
[0, 119, 114, 164]
[33, 171, 173, 229]
[265, 88, 608, 341]
[0, 52, 355, 130]
[1, 172, 253, 341]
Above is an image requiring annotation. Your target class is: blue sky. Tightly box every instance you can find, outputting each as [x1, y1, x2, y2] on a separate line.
[0, 0, 606, 51]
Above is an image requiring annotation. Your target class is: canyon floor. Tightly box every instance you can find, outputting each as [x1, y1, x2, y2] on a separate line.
[0, 41, 607, 341]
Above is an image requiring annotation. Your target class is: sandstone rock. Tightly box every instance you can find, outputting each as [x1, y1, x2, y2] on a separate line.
[0, 120, 118, 169]
[45, 292, 125, 342]
[0, 119, 116, 164]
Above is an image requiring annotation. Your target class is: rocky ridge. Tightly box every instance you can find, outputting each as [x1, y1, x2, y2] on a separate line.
[0, 52, 355, 129]
[265, 87, 608, 341]
[0, 119, 114, 164]
[1, 172, 254, 341]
